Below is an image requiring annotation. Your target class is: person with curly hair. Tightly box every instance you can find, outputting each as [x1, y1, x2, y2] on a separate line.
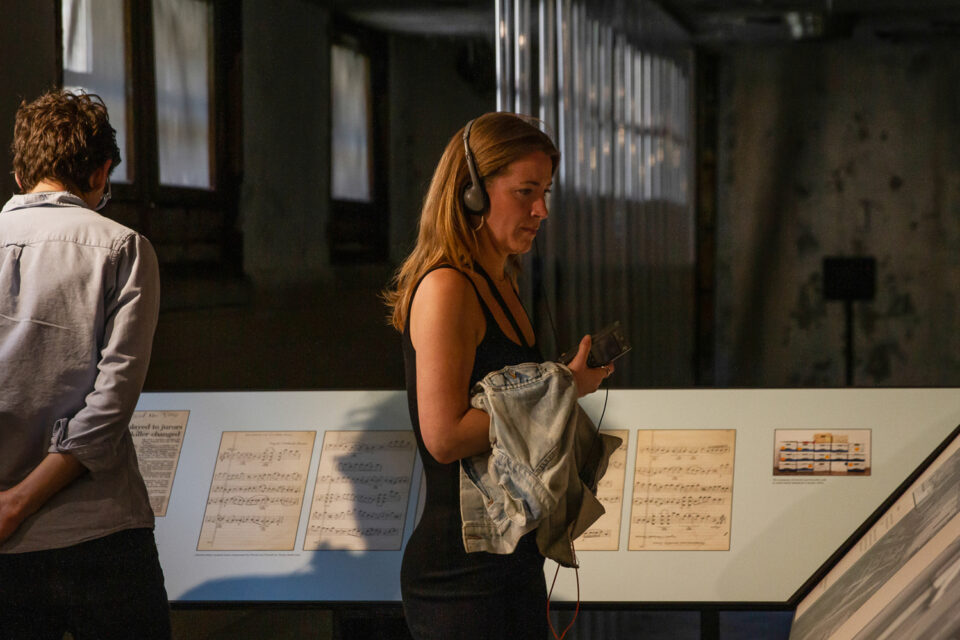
[0, 89, 169, 639]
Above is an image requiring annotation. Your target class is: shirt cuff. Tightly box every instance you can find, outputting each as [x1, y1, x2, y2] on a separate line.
[48, 418, 113, 473]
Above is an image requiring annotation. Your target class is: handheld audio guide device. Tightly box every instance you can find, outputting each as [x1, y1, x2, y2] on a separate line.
[558, 320, 631, 368]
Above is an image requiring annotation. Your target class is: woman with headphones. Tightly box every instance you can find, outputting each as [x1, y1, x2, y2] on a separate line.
[384, 112, 610, 639]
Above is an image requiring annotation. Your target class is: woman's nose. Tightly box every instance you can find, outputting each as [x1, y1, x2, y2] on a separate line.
[532, 196, 549, 219]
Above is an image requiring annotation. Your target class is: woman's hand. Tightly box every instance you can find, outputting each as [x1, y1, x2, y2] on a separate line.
[566, 334, 613, 397]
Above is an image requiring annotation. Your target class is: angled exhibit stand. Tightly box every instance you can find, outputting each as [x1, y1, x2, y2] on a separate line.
[789, 423, 960, 640]
[132, 387, 960, 619]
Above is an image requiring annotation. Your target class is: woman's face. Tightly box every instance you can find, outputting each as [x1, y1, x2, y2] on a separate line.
[483, 150, 553, 257]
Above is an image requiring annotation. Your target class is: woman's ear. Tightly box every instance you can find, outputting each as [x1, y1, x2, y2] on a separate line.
[14, 173, 22, 191]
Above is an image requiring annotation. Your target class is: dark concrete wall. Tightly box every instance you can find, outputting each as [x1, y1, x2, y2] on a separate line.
[9, 4, 957, 394]
[715, 41, 960, 387]
[0, 0, 59, 197]
[240, 12, 496, 284]
[387, 35, 496, 263]
[241, 0, 332, 286]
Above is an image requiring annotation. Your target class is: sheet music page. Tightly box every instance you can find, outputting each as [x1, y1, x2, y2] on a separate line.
[576, 429, 629, 551]
[197, 431, 315, 551]
[129, 410, 189, 517]
[304, 430, 417, 551]
[629, 429, 736, 551]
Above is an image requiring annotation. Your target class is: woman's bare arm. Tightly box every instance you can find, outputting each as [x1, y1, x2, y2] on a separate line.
[410, 269, 493, 464]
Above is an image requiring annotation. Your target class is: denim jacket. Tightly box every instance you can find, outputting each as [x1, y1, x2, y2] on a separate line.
[460, 361, 622, 568]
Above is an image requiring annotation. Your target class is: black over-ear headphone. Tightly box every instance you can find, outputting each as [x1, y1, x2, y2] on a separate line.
[461, 118, 488, 214]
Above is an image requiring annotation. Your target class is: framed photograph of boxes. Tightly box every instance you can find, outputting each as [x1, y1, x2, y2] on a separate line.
[774, 429, 871, 476]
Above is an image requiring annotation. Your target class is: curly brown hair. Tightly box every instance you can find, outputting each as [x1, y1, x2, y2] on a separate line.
[12, 89, 121, 193]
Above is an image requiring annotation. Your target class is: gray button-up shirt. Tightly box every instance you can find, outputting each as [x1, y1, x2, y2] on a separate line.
[1, 191, 159, 553]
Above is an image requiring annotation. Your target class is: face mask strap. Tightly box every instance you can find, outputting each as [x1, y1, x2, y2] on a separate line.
[94, 178, 111, 211]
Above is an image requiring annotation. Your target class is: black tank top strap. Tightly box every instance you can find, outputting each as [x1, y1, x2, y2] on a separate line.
[407, 264, 498, 330]
[472, 263, 532, 349]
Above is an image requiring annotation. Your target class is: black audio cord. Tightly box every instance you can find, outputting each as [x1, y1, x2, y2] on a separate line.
[534, 237, 615, 639]
[535, 236, 609, 483]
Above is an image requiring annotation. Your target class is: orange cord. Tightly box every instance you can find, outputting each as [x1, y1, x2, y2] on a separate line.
[546, 561, 580, 640]
[544, 385, 606, 639]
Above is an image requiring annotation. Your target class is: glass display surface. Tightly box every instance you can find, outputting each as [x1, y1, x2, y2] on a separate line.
[790, 426, 960, 640]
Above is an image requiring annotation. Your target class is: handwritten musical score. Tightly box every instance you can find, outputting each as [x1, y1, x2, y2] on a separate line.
[305, 430, 417, 551]
[129, 410, 189, 517]
[197, 431, 315, 551]
[629, 429, 736, 551]
[576, 430, 628, 551]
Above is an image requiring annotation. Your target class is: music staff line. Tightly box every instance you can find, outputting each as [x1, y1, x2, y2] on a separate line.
[207, 495, 301, 508]
[313, 490, 405, 506]
[203, 514, 288, 531]
[209, 483, 302, 495]
[313, 474, 410, 488]
[323, 440, 414, 452]
[632, 512, 728, 526]
[306, 525, 401, 538]
[633, 482, 732, 493]
[636, 444, 732, 455]
[214, 471, 304, 482]
[217, 446, 306, 465]
[634, 464, 732, 476]
[310, 509, 404, 521]
[632, 495, 726, 508]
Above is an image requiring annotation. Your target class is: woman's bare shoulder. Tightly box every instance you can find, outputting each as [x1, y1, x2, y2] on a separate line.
[411, 267, 483, 342]
[416, 266, 475, 303]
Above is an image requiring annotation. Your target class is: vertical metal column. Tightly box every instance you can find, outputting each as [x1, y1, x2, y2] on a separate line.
[495, 0, 514, 112]
[497, 0, 695, 387]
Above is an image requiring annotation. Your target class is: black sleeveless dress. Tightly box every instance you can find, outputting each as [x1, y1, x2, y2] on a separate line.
[401, 265, 547, 640]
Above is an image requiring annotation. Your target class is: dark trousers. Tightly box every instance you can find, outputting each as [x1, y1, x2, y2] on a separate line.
[0, 528, 171, 640]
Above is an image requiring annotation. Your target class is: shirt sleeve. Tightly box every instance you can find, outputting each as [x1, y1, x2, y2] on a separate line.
[49, 232, 161, 473]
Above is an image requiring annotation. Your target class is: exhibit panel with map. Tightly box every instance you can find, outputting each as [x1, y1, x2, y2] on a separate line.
[134, 388, 960, 604]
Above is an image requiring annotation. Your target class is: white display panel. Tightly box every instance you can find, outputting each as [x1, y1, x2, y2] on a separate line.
[137, 388, 960, 603]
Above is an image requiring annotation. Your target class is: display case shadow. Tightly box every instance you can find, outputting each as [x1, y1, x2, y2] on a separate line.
[158, 391, 415, 639]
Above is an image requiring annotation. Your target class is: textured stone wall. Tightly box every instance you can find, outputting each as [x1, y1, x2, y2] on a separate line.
[716, 41, 960, 386]
[0, 2, 58, 198]
[387, 35, 496, 264]
[241, 0, 331, 285]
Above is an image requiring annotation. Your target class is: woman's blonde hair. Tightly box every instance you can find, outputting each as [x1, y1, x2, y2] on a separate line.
[384, 112, 559, 331]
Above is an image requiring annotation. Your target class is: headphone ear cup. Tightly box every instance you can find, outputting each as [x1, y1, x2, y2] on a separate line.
[460, 118, 488, 215]
[461, 180, 487, 214]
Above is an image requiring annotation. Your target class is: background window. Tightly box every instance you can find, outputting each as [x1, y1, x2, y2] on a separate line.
[152, 0, 212, 189]
[62, 0, 130, 183]
[330, 43, 372, 202]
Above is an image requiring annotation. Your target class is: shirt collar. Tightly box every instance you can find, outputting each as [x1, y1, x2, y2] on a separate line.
[2, 191, 89, 214]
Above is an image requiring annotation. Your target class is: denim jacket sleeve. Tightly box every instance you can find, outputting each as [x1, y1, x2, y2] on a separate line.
[460, 361, 622, 567]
